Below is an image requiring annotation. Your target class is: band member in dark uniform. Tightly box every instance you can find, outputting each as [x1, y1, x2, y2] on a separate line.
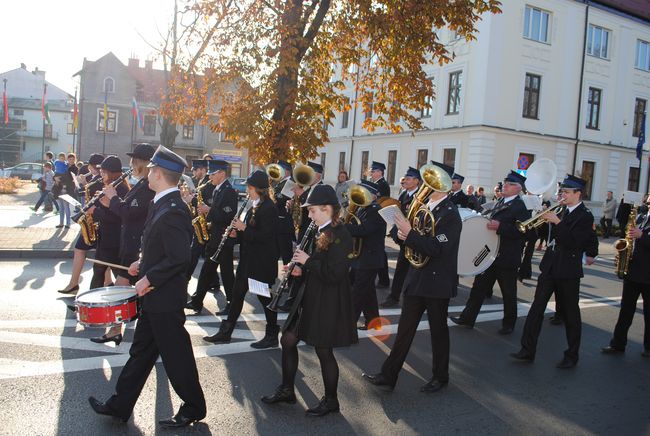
[89, 146, 206, 428]
[203, 170, 281, 348]
[601, 199, 650, 357]
[381, 167, 421, 308]
[449, 172, 469, 208]
[363, 162, 461, 393]
[451, 171, 530, 335]
[368, 161, 391, 289]
[274, 160, 295, 264]
[88, 156, 130, 290]
[346, 180, 386, 329]
[186, 159, 238, 315]
[185, 159, 215, 281]
[261, 185, 357, 416]
[511, 175, 597, 368]
[90, 144, 156, 345]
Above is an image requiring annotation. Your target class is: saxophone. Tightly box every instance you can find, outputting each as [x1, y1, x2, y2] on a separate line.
[614, 207, 637, 279]
[191, 182, 211, 245]
[78, 179, 100, 246]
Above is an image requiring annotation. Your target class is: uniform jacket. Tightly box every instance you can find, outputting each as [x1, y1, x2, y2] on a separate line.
[346, 202, 386, 270]
[93, 180, 130, 250]
[539, 203, 597, 279]
[274, 178, 295, 237]
[192, 175, 215, 208]
[206, 179, 238, 253]
[237, 197, 280, 286]
[139, 190, 193, 313]
[489, 196, 531, 269]
[627, 212, 650, 284]
[376, 177, 391, 198]
[449, 190, 469, 208]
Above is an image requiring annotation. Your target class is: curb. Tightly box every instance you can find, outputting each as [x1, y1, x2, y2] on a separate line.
[0, 249, 74, 259]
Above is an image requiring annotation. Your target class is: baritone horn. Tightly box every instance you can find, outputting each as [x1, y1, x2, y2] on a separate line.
[344, 183, 374, 258]
[265, 163, 283, 183]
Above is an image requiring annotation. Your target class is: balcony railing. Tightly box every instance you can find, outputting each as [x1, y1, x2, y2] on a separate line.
[16, 130, 59, 140]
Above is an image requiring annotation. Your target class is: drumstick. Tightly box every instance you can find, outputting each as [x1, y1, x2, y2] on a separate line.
[86, 258, 131, 271]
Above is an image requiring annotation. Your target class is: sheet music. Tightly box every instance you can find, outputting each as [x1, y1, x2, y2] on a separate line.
[248, 278, 271, 298]
[281, 179, 296, 199]
[182, 174, 196, 193]
[480, 201, 496, 214]
[378, 204, 405, 229]
[58, 194, 82, 210]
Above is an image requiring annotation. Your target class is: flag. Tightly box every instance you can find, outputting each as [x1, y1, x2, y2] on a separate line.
[103, 92, 108, 132]
[131, 97, 143, 130]
[2, 80, 7, 125]
[41, 84, 51, 124]
[72, 90, 78, 130]
[637, 112, 646, 164]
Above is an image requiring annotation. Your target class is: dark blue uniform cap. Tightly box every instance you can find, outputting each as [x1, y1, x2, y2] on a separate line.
[307, 161, 323, 174]
[191, 159, 208, 170]
[504, 170, 527, 186]
[277, 160, 292, 172]
[451, 172, 465, 183]
[147, 145, 188, 174]
[208, 159, 229, 174]
[560, 174, 587, 190]
[430, 160, 455, 178]
[359, 179, 380, 196]
[302, 184, 339, 207]
[404, 166, 421, 180]
[371, 161, 386, 172]
[246, 170, 270, 189]
[100, 155, 122, 172]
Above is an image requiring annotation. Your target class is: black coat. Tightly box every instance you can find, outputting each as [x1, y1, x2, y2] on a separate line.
[389, 190, 417, 245]
[288, 224, 358, 348]
[139, 190, 193, 313]
[376, 177, 391, 198]
[539, 203, 597, 279]
[346, 202, 386, 270]
[449, 190, 469, 208]
[237, 197, 280, 286]
[108, 177, 155, 260]
[627, 212, 650, 284]
[206, 180, 238, 252]
[402, 197, 462, 299]
[490, 196, 530, 268]
[93, 181, 130, 251]
[275, 178, 295, 236]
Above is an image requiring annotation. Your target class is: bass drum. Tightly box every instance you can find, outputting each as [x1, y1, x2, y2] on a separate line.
[457, 208, 500, 276]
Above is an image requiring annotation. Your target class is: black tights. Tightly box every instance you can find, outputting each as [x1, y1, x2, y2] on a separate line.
[280, 331, 339, 399]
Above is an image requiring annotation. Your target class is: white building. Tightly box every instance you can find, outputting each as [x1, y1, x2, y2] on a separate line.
[320, 0, 650, 217]
[0, 65, 74, 165]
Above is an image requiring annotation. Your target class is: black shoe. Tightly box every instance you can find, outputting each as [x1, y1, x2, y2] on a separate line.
[549, 316, 563, 325]
[203, 322, 233, 343]
[380, 297, 399, 308]
[361, 372, 395, 391]
[556, 357, 577, 369]
[159, 413, 199, 428]
[58, 285, 79, 294]
[66, 304, 77, 312]
[306, 397, 340, 417]
[216, 303, 230, 316]
[601, 346, 624, 355]
[642, 350, 650, 358]
[498, 327, 514, 335]
[250, 334, 279, 349]
[90, 334, 123, 346]
[88, 397, 128, 422]
[261, 385, 297, 404]
[510, 350, 535, 362]
[376, 282, 390, 289]
[449, 317, 473, 329]
[184, 301, 202, 315]
[420, 379, 448, 393]
[55, 224, 64, 228]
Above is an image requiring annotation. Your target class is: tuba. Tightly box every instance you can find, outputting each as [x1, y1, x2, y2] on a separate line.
[404, 164, 453, 268]
[266, 163, 283, 203]
[614, 206, 637, 279]
[290, 163, 316, 233]
[344, 183, 373, 258]
[191, 182, 211, 245]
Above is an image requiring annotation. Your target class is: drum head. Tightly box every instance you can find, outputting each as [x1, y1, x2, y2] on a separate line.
[75, 286, 137, 304]
[457, 210, 499, 276]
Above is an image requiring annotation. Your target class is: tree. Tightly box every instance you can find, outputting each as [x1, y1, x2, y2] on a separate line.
[161, 0, 502, 164]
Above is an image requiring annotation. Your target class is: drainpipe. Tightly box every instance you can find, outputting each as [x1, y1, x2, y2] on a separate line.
[572, 1, 590, 175]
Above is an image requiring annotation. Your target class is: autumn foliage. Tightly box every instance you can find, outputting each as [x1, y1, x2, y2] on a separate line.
[160, 0, 501, 164]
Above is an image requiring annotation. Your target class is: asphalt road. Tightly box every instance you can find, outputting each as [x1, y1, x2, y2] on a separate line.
[0, 252, 648, 435]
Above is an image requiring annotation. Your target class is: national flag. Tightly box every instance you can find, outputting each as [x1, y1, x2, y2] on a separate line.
[637, 112, 646, 164]
[2, 80, 8, 125]
[72, 90, 78, 130]
[41, 83, 51, 124]
[103, 92, 108, 132]
[131, 97, 143, 130]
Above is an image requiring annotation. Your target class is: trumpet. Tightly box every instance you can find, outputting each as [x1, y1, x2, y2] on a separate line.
[516, 202, 564, 233]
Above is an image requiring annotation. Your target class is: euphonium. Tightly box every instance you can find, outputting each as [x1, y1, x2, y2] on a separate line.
[614, 207, 637, 279]
[516, 202, 564, 233]
[191, 182, 211, 245]
[404, 164, 453, 268]
[266, 163, 283, 203]
[290, 163, 316, 233]
[344, 184, 373, 258]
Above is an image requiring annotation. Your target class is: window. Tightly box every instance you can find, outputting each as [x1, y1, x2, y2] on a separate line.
[338, 151, 346, 172]
[387, 150, 397, 185]
[67, 123, 74, 135]
[360, 150, 369, 180]
[635, 40, 650, 71]
[523, 5, 550, 43]
[633, 98, 647, 137]
[417, 149, 428, 170]
[341, 98, 350, 129]
[587, 25, 610, 59]
[230, 163, 242, 177]
[182, 124, 194, 140]
[580, 161, 595, 201]
[44, 124, 53, 139]
[586, 87, 601, 130]
[97, 109, 117, 133]
[365, 101, 373, 120]
[103, 77, 115, 93]
[320, 152, 326, 174]
[443, 148, 456, 169]
[13, 109, 23, 116]
[143, 114, 156, 136]
[446, 71, 462, 115]
[523, 73, 541, 119]
[421, 78, 433, 118]
[628, 167, 640, 192]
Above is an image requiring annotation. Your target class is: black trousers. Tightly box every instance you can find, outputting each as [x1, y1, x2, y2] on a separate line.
[226, 274, 278, 335]
[277, 233, 294, 265]
[189, 245, 235, 310]
[603, 218, 613, 238]
[352, 268, 379, 324]
[90, 245, 120, 289]
[186, 237, 205, 281]
[518, 241, 535, 279]
[106, 310, 206, 420]
[381, 296, 450, 383]
[388, 248, 409, 301]
[459, 265, 519, 329]
[610, 279, 650, 351]
[520, 274, 582, 361]
[377, 251, 390, 286]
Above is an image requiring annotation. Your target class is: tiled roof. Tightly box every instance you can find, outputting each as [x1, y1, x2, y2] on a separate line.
[593, 0, 650, 21]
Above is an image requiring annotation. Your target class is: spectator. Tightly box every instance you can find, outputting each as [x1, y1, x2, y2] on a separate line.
[54, 153, 68, 175]
[33, 162, 57, 213]
[601, 191, 617, 239]
[476, 186, 487, 206]
[335, 170, 351, 207]
[466, 184, 480, 211]
[67, 153, 79, 177]
[492, 182, 503, 201]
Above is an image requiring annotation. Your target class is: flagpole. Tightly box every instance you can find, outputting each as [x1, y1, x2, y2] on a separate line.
[102, 90, 107, 154]
[72, 88, 77, 155]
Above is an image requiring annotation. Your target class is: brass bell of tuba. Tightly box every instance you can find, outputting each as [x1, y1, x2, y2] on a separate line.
[404, 163, 453, 268]
[290, 163, 316, 233]
[344, 183, 374, 258]
[265, 163, 283, 183]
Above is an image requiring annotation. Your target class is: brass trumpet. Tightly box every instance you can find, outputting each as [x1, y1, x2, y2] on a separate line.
[516, 203, 564, 233]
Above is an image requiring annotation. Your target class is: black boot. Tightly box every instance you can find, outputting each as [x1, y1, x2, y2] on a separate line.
[306, 396, 340, 416]
[251, 325, 279, 349]
[203, 321, 234, 343]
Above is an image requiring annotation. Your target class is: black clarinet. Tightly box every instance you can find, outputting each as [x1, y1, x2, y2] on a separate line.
[71, 169, 133, 223]
[267, 221, 318, 312]
[210, 195, 250, 262]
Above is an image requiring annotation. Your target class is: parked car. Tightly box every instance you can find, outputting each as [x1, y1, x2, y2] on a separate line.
[230, 177, 247, 199]
[0, 163, 43, 181]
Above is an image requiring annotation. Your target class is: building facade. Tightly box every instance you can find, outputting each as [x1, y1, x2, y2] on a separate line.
[320, 0, 650, 217]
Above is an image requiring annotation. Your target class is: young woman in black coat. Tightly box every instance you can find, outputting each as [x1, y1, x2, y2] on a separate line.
[261, 184, 357, 417]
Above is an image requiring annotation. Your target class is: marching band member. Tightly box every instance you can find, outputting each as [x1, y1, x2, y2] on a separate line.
[185, 159, 215, 281]
[511, 175, 597, 368]
[368, 161, 391, 289]
[90, 144, 155, 345]
[450, 171, 530, 335]
[346, 180, 386, 330]
[186, 159, 238, 316]
[363, 161, 461, 393]
[203, 170, 281, 349]
[261, 184, 357, 416]
[381, 167, 421, 308]
[448, 172, 469, 208]
[274, 160, 295, 264]
[89, 146, 206, 428]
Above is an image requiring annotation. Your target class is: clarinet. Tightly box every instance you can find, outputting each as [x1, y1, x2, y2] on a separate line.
[71, 169, 133, 223]
[267, 221, 318, 312]
[210, 195, 250, 262]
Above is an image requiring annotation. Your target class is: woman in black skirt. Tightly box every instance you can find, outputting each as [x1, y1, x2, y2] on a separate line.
[261, 184, 357, 417]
